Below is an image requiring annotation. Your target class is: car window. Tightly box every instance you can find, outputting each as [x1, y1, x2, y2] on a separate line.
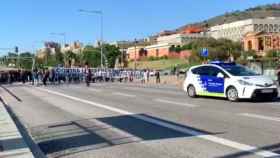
[208, 66, 225, 77]
[192, 66, 227, 77]
[192, 66, 209, 76]
[222, 65, 259, 76]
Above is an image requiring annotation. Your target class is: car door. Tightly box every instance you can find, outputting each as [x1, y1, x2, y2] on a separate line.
[199, 66, 225, 96]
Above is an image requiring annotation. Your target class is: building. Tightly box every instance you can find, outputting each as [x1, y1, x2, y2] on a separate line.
[126, 31, 208, 61]
[36, 41, 60, 59]
[157, 33, 207, 45]
[144, 35, 158, 45]
[61, 41, 83, 54]
[180, 26, 205, 34]
[126, 43, 191, 61]
[126, 46, 146, 61]
[158, 30, 176, 36]
[145, 43, 191, 59]
[209, 17, 280, 41]
[36, 41, 84, 59]
[243, 31, 280, 55]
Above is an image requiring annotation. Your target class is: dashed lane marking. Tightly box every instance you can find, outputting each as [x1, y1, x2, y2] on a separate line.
[154, 99, 198, 108]
[239, 113, 280, 122]
[89, 89, 103, 93]
[112, 92, 136, 98]
[121, 87, 183, 95]
[36, 87, 279, 158]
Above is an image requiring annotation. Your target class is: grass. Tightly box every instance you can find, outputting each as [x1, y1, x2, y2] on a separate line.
[127, 58, 188, 70]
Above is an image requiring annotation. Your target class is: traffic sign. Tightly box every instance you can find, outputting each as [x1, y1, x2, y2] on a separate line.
[201, 48, 208, 57]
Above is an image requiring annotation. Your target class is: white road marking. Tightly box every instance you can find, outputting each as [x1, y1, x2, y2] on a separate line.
[265, 102, 280, 106]
[89, 89, 102, 93]
[36, 87, 279, 158]
[122, 87, 182, 95]
[239, 113, 280, 122]
[0, 148, 33, 157]
[154, 98, 198, 108]
[113, 92, 136, 98]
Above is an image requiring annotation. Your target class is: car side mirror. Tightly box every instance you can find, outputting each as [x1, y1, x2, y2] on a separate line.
[217, 72, 225, 78]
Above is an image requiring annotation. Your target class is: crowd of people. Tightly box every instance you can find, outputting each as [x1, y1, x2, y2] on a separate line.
[0, 66, 162, 86]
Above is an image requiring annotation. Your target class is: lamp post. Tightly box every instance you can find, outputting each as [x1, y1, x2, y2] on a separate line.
[134, 39, 138, 70]
[79, 9, 104, 68]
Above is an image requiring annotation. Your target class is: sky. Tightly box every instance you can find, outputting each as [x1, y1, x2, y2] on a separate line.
[0, 0, 279, 53]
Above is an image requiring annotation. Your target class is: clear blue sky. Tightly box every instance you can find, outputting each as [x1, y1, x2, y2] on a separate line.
[0, 0, 279, 53]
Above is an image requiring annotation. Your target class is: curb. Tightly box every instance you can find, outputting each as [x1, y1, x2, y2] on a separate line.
[0, 97, 35, 158]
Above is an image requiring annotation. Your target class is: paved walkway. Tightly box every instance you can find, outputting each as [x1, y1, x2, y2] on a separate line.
[0, 97, 34, 158]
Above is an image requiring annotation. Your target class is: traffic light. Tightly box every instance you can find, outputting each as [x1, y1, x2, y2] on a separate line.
[15, 46, 19, 53]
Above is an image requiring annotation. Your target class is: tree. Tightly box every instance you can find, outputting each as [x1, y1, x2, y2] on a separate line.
[19, 52, 34, 69]
[103, 44, 121, 68]
[54, 49, 64, 65]
[64, 51, 77, 67]
[181, 38, 242, 61]
[81, 44, 121, 68]
[82, 45, 101, 67]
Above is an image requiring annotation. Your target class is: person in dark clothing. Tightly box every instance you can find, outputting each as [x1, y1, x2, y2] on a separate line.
[42, 69, 50, 86]
[277, 71, 280, 86]
[155, 70, 160, 84]
[84, 63, 91, 87]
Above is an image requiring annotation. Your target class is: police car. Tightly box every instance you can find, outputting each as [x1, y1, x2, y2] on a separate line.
[183, 61, 278, 101]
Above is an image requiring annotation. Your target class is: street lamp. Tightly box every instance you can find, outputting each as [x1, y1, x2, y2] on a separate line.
[78, 9, 104, 68]
[134, 39, 138, 70]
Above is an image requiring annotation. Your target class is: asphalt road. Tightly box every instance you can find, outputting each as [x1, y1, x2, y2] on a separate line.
[1, 82, 280, 158]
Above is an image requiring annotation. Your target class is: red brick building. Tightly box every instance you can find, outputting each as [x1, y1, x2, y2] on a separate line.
[127, 43, 191, 61]
[243, 32, 280, 55]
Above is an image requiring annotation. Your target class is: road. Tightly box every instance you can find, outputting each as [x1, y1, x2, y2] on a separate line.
[0, 82, 280, 158]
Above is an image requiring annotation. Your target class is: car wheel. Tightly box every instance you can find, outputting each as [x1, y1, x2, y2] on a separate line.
[227, 87, 239, 102]
[187, 85, 196, 98]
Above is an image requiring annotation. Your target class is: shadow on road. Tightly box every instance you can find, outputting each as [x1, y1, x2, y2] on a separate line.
[0, 96, 47, 158]
[217, 143, 280, 158]
[30, 114, 224, 157]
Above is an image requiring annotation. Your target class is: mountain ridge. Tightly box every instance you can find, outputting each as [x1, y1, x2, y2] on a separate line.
[177, 3, 280, 31]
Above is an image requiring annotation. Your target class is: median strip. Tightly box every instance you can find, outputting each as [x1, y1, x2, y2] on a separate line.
[36, 87, 279, 158]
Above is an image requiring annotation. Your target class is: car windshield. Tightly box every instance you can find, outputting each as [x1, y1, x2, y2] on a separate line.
[222, 65, 259, 76]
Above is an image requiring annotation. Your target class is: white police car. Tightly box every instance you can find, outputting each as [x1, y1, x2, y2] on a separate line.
[183, 61, 278, 101]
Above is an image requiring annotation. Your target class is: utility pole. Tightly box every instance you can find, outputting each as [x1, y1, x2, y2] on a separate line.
[15, 46, 19, 68]
[134, 39, 137, 70]
[78, 9, 104, 68]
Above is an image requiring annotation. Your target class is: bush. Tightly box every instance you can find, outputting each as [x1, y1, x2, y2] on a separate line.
[148, 56, 156, 61]
[160, 55, 168, 60]
[266, 50, 279, 58]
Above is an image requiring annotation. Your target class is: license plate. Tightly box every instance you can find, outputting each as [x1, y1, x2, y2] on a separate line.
[261, 89, 273, 93]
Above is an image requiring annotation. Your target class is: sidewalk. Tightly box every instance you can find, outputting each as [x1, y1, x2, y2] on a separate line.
[129, 75, 184, 89]
[0, 97, 34, 158]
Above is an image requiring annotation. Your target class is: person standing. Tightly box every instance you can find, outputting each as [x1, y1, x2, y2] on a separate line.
[141, 70, 145, 84]
[42, 69, 50, 86]
[277, 67, 280, 86]
[84, 63, 91, 87]
[155, 70, 160, 84]
[146, 69, 150, 83]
